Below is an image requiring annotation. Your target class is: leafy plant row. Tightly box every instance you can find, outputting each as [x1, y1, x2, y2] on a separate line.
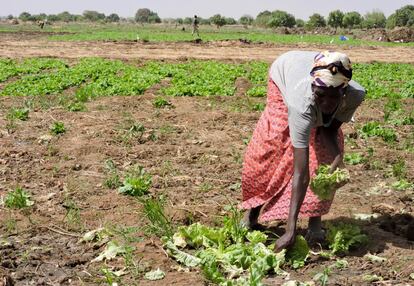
[0, 58, 413, 99]
[0, 57, 67, 82]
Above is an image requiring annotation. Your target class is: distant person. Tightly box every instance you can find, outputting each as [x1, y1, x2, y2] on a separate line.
[38, 18, 47, 29]
[241, 51, 366, 251]
[38, 20, 45, 29]
[192, 15, 200, 37]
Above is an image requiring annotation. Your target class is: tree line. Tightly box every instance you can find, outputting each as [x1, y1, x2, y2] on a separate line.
[8, 5, 414, 29]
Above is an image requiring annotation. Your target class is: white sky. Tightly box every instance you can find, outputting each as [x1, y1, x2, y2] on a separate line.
[2, 0, 413, 20]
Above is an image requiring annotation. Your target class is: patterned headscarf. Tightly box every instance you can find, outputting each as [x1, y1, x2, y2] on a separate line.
[310, 51, 352, 88]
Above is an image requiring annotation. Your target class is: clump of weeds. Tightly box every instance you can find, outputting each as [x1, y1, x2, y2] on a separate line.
[118, 165, 152, 197]
[103, 159, 121, 189]
[153, 96, 173, 108]
[50, 121, 66, 135]
[139, 195, 174, 239]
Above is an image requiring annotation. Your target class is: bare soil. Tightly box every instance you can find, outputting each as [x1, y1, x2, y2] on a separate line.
[0, 32, 414, 285]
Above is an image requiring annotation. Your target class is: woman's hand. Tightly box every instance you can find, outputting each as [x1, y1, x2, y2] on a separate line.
[275, 231, 296, 252]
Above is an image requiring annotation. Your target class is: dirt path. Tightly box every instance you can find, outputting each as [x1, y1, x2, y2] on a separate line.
[1, 36, 414, 63]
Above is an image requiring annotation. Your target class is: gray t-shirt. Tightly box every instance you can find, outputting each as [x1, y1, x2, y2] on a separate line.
[269, 51, 366, 148]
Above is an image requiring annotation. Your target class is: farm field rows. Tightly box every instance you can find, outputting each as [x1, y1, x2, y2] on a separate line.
[0, 57, 413, 99]
[1, 27, 414, 63]
[2, 23, 414, 47]
[0, 29, 414, 285]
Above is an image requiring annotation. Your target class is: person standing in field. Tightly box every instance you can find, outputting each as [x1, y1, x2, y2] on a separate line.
[38, 20, 45, 29]
[192, 15, 200, 37]
[241, 51, 366, 251]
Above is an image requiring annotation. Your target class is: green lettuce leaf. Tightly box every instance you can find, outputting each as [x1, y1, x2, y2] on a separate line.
[326, 222, 368, 254]
[286, 235, 309, 269]
[246, 231, 268, 244]
[178, 222, 225, 248]
[163, 239, 201, 267]
[144, 268, 165, 281]
[310, 165, 350, 201]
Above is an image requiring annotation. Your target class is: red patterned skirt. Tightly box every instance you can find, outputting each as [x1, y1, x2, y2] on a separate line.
[241, 78, 344, 223]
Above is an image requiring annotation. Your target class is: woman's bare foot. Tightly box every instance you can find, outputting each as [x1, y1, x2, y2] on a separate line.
[305, 228, 326, 245]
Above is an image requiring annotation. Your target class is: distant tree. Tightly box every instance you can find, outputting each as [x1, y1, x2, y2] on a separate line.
[307, 13, 326, 28]
[74, 15, 83, 22]
[106, 13, 120, 22]
[342, 11, 362, 28]
[239, 15, 254, 26]
[83, 10, 105, 22]
[363, 10, 386, 28]
[176, 18, 184, 25]
[29, 14, 42, 21]
[386, 13, 397, 29]
[57, 11, 75, 22]
[7, 15, 14, 20]
[19, 12, 32, 21]
[148, 14, 161, 23]
[135, 8, 160, 23]
[393, 5, 414, 27]
[257, 10, 271, 18]
[255, 10, 272, 27]
[295, 19, 305, 27]
[225, 17, 237, 25]
[183, 17, 192, 25]
[210, 14, 226, 28]
[328, 10, 344, 28]
[267, 10, 296, 28]
[199, 18, 211, 25]
[30, 13, 47, 21]
[47, 14, 59, 22]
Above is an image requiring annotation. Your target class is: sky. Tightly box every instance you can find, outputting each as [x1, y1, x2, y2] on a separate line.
[2, 0, 413, 20]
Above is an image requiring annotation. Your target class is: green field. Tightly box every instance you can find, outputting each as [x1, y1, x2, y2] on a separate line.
[1, 57, 413, 146]
[1, 23, 414, 47]
[1, 57, 413, 99]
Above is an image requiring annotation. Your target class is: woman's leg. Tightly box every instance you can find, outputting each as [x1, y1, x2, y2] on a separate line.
[306, 216, 325, 243]
[308, 216, 322, 232]
[242, 205, 263, 230]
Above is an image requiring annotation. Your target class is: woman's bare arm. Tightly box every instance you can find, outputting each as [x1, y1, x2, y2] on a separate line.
[275, 147, 309, 251]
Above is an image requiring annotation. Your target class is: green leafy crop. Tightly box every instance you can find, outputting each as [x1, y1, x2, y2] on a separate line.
[118, 166, 152, 197]
[391, 179, 414, 191]
[353, 63, 414, 99]
[344, 153, 365, 165]
[0, 58, 67, 83]
[153, 97, 172, 108]
[50, 121, 66, 135]
[162, 61, 245, 96]
[163, 209, 286, 285]
[360, 121, 397, 143]
[286, 235, 310, 269]
[4, 187, 34, 209]
[1, 58, 412, 104]
[6, 108, 29, 121]
[244, 62, 269, 98]
[326, 223, 368, 255]
[310, 165, 350, 201]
